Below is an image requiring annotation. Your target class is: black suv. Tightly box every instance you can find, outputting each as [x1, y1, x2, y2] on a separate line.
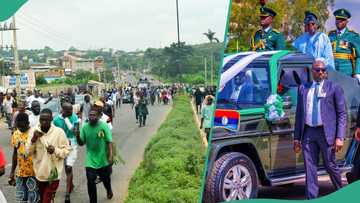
[204, 51, 360, 202]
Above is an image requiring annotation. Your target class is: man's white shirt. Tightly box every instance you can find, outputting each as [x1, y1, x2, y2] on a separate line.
[305, 81, 324, 126]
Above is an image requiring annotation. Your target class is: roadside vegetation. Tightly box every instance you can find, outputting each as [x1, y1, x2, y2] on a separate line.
[125, 94, 205, 203]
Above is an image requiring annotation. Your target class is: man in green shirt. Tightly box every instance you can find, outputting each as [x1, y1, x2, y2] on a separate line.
[76, 107, 113, 203]
[53, 102, 79, 203]
[200, 96, 215, 141]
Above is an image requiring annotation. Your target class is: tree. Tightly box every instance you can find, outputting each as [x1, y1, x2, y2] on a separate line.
[74, 70, 98, 81]
[163, 42, 193, 78]
[203, 29, 220, 43]
[68, 46, 78, 51]
[101, 69, 114, 83]
[36, 75, 47, 85]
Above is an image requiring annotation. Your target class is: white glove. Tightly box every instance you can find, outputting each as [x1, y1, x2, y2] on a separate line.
[355, 74, 360, 84]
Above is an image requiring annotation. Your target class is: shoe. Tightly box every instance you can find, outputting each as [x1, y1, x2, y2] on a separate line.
[107, 190, 113, 199]
[65, 194, 70, 203]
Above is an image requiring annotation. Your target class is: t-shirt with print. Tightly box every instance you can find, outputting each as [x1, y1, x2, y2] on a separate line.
[201, 104, 215, 129]
[11, 129, 35, 177]
[80, 121, 112, 169]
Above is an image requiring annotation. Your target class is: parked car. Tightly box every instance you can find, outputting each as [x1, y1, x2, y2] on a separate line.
[204, 51, 360, 202]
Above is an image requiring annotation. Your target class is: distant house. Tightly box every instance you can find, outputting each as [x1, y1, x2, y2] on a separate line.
[30, 63, 65, 82]
[94, 56, 105, 72]
[62, 52, 95, 75]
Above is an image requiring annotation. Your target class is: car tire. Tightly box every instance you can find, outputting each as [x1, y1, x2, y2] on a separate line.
[204, 152, 258, 203]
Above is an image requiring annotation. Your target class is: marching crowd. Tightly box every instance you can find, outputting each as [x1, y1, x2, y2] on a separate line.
[0, 88, 115, 203]
[0, 82, 183, 203]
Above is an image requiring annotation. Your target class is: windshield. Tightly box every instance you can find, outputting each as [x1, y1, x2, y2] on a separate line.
[217, 63, 271, 109]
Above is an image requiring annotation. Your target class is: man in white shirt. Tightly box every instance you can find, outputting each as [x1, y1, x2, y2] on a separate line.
[294, 59, 346, 199]
[29, 101, 41, 129]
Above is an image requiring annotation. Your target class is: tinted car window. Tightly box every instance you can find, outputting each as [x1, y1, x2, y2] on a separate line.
[217, 63, 271, 109]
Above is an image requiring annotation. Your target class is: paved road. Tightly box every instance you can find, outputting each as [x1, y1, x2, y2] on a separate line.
[0, 102, 171, 203]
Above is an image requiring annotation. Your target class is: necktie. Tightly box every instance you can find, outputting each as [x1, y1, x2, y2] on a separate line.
[311, 82, 320, 126]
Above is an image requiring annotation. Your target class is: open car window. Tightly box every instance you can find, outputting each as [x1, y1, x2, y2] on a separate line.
[278, 65, 311, 107]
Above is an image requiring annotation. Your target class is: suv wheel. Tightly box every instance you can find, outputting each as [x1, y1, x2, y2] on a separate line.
[205, 152, 258, 202]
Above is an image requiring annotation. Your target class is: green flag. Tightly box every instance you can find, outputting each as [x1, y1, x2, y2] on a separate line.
[0, 0, 28, 21]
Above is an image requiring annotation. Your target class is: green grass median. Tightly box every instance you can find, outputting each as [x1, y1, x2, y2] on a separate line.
[125, 94, 205, 203]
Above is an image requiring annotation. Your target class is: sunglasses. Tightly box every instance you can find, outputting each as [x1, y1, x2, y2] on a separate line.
[312, 67, 327, 73]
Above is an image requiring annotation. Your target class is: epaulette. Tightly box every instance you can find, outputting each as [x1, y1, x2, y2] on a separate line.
[348, 29, 359, 35]
[253, 29, 262, 37]
[272, 28, 280, 33]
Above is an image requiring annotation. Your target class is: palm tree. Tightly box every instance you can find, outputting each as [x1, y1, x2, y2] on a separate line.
[203, 29, 219, 43]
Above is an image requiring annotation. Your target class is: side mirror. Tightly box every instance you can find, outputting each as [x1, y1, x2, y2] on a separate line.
[283, 96, 292, 109]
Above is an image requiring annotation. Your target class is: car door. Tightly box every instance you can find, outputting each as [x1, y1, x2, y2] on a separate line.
[268, 65, 311, 175]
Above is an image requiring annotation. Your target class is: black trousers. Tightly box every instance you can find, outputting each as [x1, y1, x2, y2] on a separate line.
[86, 165, 112, 203]
[139, 114, 147, 126]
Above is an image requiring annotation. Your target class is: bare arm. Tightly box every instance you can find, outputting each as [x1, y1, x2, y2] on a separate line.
[9, 148, 17, 177]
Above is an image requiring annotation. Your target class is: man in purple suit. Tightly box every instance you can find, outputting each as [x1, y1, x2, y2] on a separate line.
[294, 59, 346, 199]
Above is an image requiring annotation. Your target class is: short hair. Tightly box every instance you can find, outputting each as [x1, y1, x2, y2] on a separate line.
[40, 108, 53, 116]
[16, 112, 29, 123]
[31, 100, 40, 107]
[61, 102, 72, 110]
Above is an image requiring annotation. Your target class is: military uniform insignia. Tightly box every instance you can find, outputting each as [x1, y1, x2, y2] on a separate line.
[339, 40, 349, 49]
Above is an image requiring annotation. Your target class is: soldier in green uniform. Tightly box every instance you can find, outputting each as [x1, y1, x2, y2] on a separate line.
[328, 8, 360, 82]
[250, 7, 285, 51]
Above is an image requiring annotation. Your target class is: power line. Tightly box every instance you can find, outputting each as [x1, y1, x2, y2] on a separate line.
[18, 13, 80, 45]
[16, 17, 70, 47]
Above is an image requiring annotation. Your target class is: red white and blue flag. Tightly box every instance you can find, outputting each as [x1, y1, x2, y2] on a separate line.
[214, 109, 240, 131]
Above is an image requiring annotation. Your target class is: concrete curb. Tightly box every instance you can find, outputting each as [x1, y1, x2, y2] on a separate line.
[190, 98, 208, 147]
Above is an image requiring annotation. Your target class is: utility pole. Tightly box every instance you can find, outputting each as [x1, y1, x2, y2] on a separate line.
[210, 53, 213, 86]
[204, 57, 207, 86]
[0, 16, 20, 93]
[176, 0, 180, 47]
[12, 16, 21, 95]
[117, 57, 120, 83]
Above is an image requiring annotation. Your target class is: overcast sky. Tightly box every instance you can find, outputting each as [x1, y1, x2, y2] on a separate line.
[1, 0, 229, 51]
[325, 0, 360, 31]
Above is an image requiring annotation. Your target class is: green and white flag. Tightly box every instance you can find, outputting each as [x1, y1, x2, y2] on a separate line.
[0, 0, 28, 21]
